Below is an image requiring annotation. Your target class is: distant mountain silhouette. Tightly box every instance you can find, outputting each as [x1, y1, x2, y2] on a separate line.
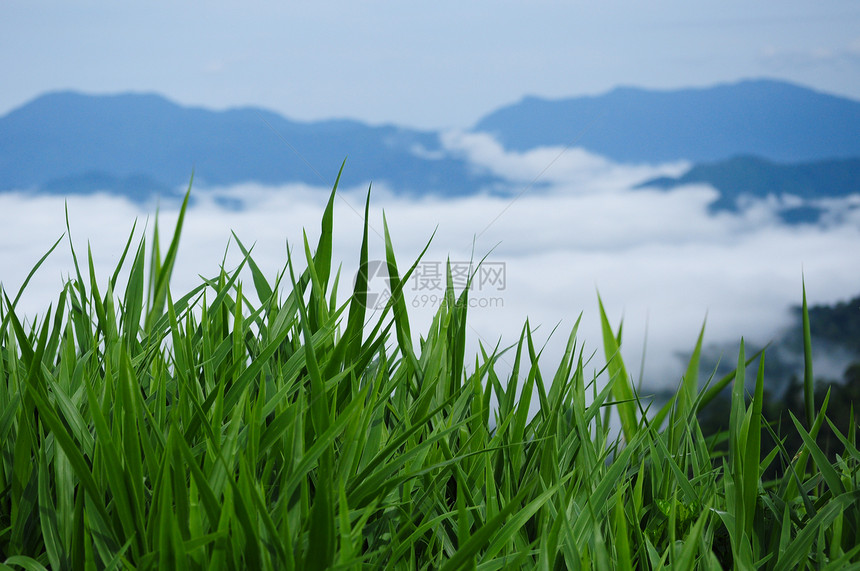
[637, 155, 860, 223]
[41, 171, 174, 203]
[0, 91, 500, 198]
[473, 79, 860, 163]
[2, 80, 860, 204]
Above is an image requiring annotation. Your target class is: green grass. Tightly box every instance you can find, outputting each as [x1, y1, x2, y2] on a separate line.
[0, 174, 858, 570]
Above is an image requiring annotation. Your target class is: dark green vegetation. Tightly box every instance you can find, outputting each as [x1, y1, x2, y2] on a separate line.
[1, 175, 858, 569]
[699, 295, 860, 482]
[802, 295, 860, 355]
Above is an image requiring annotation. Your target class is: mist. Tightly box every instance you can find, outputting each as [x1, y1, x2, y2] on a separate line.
[2, 141, 858, 390]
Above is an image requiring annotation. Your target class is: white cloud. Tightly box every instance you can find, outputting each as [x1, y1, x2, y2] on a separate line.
[2, 146, 858, 393]
[440, 130, 689, 189]
[760, 38, 860, 69]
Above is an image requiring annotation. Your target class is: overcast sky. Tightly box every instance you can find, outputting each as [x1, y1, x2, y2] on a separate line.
[3, 1, 860, 128]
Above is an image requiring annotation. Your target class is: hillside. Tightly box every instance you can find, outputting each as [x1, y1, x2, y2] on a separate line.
[636, 155, 860, 222]
[0, 91, 500, 198]
[2, 80, 860, 202]
[473, 79, 860, 163]
[693, 294, 860, 399]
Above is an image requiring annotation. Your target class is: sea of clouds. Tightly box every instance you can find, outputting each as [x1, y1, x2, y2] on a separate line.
[2, 136, 859, 394]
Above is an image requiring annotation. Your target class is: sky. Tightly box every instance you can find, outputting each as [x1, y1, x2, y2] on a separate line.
[2, 1, 860, 128]
[2, 1, 860, 392]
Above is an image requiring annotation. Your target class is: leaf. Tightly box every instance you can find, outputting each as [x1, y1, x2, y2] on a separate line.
[597, 293, 638, 443]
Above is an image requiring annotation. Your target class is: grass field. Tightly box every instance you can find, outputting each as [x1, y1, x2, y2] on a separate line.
[1, 173, 858, 569]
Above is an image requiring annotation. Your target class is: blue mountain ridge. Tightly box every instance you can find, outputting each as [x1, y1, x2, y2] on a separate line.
[474, 78, 860, 163]
[636, 155, 860, 223]
[0, 91, 502, 200]
[1, 79, 859, 210]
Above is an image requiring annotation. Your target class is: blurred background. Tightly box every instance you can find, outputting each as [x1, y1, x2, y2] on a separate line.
[1, 0, 859, 399]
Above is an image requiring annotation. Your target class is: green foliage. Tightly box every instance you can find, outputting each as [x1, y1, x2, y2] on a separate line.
[0, 175, 858, 569]
[797, 293, 860, 354]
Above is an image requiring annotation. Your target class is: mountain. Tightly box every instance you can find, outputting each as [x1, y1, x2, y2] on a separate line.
[636, 155, 860, 222]
[0, 91, 501, 199]
[2, 79, 860, 203]
[695, 294, 860, 399]
[473, 79, 860, 163]
[695, 294, 860, 479]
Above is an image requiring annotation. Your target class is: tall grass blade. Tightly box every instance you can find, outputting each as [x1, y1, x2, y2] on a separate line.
[801, 277, 815, 428]
[146, 179, 192, 330]
[597, 294, 638, 443]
